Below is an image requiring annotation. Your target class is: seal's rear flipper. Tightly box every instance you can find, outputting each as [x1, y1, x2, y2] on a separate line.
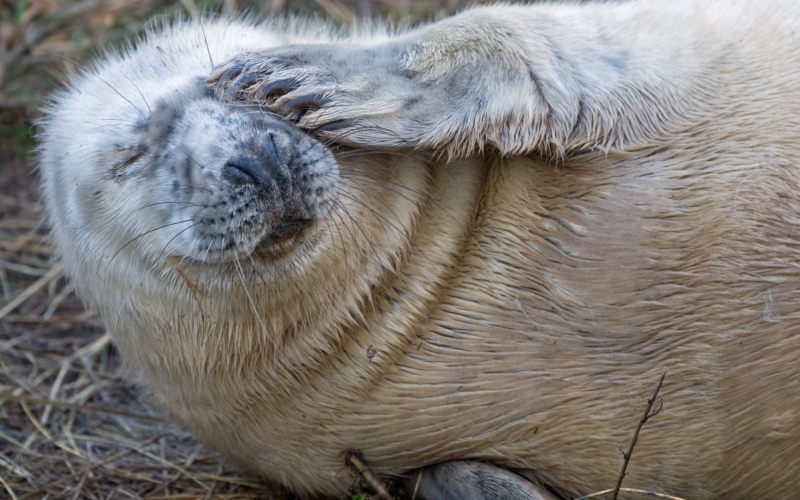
[402, 461, 559, 500]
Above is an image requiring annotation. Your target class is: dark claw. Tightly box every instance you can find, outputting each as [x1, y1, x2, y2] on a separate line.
[214, 63, 244, 98]
[219, 63, 244, 83]
[282, 94, 328, 112]
[226, 73, 263, 101]
[256, 79, 298, 100]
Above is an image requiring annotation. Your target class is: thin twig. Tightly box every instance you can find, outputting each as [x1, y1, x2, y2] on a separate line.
[0, 258, 48, 277]
[193, 473, 263, 489]
[0, 453, 37, 488]
[65, 435, 212, 492]
[17, 433, 166, 500]
[0, 393, 165, 423]
[18, 401, 54, 444]
[0, 268, 11, 301]
[201, 459, 222, 500]
[611, 369, 667, 500]
[18, 400, 85, 460]
[575, 487, 687, 500]
[0, 194, 39, 212]
[43, 283, 73, 319]
[4, 314, 100, 325]
[69, 462, 91, 500]
[135, 495, 262, 499]
[411, 468, 422, 500]
[0, 240, 51, 255]
[41, 333, 111, 424]
[346, 452, 391, 500]
[0, 219, 40, 230]
[6, 232, 35, 255]
[0, 264, 62, 321]
[0, 473, 20, 500]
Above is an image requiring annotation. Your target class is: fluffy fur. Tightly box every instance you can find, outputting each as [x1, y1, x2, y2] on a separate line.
[39, 1, 800, 499]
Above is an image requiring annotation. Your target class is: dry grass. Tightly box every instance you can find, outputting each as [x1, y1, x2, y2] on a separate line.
[0, 1, 482, 498]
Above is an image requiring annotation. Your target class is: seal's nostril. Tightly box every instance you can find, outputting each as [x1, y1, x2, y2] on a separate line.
[222, 158, 257, 186]
[222, 157, 276, 195]
[267, 219, 314, 241]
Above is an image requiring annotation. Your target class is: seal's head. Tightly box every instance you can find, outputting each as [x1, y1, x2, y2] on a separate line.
[38, 20, 353, 292]
[111, 87, 337, 264]
[37, 19, 433, 357]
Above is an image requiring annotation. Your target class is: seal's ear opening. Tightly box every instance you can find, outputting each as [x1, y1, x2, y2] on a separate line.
[139, 99, 182, 149]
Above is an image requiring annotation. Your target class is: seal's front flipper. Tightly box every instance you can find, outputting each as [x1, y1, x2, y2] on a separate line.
[402, 461, 559, 500]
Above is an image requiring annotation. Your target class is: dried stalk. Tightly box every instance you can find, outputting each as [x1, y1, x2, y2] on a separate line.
[0, 393, 165, 423]
[611, 369, 667, 500]
[0, 473, 19, 500]
[575, 487, 686, 500]
[576, 370, 669, 500]
[0, 264, 62, 320]
[346, 452, 391, 500]
[17, 433, 166, 500]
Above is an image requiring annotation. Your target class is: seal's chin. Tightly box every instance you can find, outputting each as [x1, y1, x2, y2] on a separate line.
[254, 218, 317, 262]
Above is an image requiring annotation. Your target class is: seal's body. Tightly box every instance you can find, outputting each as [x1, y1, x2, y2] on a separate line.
[40, 1, 800, 499]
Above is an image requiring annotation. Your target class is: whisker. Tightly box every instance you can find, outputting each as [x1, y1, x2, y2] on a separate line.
[55, 55, 144, 115]
[233, 255, 276, 349]
[331, 197, 388, 271]
[335, 169, 461, 226]
[131, 201, 207, 214]
[111, 218, 195, 261]
[156, 221, 203, 263]
[199, 17, 215, 68]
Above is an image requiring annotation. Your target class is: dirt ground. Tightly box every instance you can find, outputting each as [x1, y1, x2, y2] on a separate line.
[0, 1, 475, 498]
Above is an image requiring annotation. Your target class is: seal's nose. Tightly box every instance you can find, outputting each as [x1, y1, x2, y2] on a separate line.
[221, 156, 288, 198]
[221, 131, 290, 197]
[221, 139, 318, 253]
[223, 154, 313, 252]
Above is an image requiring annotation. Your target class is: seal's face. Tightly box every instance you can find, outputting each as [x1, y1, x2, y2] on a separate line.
[107, 83, 338, 264]
[40, 18, 434, 368]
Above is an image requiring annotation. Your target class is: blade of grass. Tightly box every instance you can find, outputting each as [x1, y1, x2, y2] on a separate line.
[16, 432, 167, 500]
[0, 264, 62, 321]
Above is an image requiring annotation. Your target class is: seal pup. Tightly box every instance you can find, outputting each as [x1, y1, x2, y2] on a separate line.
[40, 1, 800, 499]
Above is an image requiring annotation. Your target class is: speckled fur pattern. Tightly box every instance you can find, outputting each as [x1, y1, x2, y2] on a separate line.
[38, 1, 800, 499]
